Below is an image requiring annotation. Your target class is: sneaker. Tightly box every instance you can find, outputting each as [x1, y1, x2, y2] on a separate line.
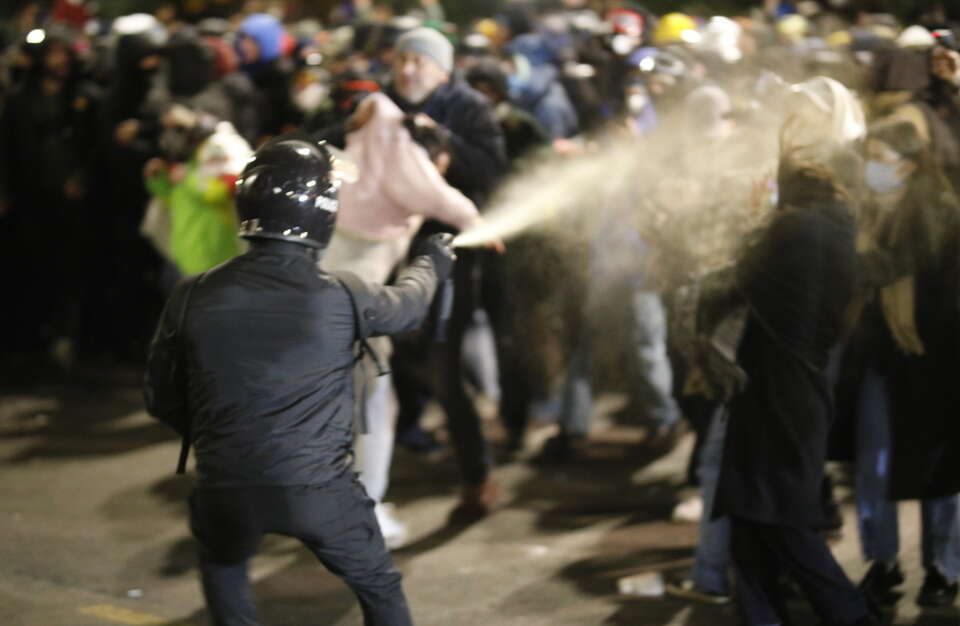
[917, 568, 959, 608]
[859, 561, 904, 606]
[671, 495, 704, 523]
[665, 580, 731, 605]
[374, 503, 409, 550]
[448, 478, 500, 525]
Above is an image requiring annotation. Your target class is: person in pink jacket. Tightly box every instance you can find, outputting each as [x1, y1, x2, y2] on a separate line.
[322, 92, 495, 548]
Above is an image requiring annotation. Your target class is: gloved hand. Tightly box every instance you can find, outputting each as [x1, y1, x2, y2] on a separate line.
[417, 233, 456, 282]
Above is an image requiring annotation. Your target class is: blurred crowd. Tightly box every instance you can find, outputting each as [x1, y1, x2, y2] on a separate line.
[6, 0, 960, 622]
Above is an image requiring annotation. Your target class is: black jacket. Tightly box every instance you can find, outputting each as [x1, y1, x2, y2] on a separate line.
[144, 240, 440, 487]
[716, 204, 856, 526]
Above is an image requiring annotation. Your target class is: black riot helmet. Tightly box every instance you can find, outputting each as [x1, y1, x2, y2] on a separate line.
[235, 136, 357, 249]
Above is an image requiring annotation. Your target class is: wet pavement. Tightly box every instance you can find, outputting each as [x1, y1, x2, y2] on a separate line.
[0, 380, 958, 626]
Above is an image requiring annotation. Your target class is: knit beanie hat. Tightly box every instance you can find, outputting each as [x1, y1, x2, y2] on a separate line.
[395, 27, 453, 73]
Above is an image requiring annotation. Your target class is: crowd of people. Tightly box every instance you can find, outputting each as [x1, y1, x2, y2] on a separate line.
[5, 0, 960, 624]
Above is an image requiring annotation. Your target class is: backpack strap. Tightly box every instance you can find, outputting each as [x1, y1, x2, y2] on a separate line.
[172, 273, 205, 474]
[332, 271, 390, 434]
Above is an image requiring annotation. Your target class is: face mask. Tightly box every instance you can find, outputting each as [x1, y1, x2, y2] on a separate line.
[293, 82, 329, 114]
[864, 160, 905, 195]
[626, 92, 649, 115]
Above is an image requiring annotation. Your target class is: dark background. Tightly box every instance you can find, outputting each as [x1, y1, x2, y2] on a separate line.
[3, 0, 960, 25]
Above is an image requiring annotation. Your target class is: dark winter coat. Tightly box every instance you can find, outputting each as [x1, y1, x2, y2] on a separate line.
[144, 239, 440, 487]
[0, 61, 99, 207]
[507, 34, 579, 140]
[385, 74, 507, 205]
[839, 183, 960, 500]
[238, 14, 299, 140]
[715, 203, 857, 526]
[884, 228, 960, 500]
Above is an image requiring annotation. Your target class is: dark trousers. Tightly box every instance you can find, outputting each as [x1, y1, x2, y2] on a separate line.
[189, 475, 412, 626]
[731, 517, 867, 626]
[393, 252, 491, 485]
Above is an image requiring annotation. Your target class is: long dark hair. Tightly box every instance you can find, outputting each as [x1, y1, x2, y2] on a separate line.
[776, 153, 853, 216]
[868, 119, 960, 268]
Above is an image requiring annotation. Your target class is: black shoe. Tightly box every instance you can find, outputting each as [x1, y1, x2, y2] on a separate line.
[916, 568, 959, 608]
[859, 561, 904, 606]
[396, 425, 442, 455]
[534, 432, 587, 464]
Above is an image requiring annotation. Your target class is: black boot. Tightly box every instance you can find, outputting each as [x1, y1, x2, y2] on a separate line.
[916, 568, 959, 607]
[859, 561, 904, 606]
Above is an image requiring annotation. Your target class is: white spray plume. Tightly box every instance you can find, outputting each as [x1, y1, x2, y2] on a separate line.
[452, 137, 644, 248]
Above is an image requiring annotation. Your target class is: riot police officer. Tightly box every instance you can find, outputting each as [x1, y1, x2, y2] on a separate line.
[144, 136, 455, 626]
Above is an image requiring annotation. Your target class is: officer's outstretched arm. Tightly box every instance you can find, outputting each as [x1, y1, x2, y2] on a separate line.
[351, 234, 456, 338]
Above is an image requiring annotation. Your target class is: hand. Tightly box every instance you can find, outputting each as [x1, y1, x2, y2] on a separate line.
[347, 97, 377, 132]
[485, 237, 506, 254]
[115, 119, 140, 145]
[162, 104, 198, 130]
[932, 47, 960, 85]
[64, 178, 86, 200]
[418, 232, 457, 281]
[143, 158, 167, 179]
[411, 112, 437, 129]
[168, 163, 187, 184]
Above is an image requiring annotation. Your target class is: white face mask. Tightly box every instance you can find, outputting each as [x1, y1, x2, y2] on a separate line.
[864, 160, 906, 195]
[293, 82, 329, 114]
[626, 92, 649, 115]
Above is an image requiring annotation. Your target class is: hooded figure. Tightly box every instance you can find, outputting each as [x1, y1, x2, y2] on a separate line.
[237, 13, 298, 139]
[103, 20, 165, 128]
[150, 27, 237, 162]
[714, 161, 872, 626]
[86, 20, 169, 363]
[507, 33, 580, 139]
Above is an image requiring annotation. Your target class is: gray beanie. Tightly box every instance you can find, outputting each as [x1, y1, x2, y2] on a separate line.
[395, 27, 454, 74]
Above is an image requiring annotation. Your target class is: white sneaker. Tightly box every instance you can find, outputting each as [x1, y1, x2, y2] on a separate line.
[665, 580, 732, 605]
[671, 495, 703, 523]
[375, 503, 409, 550]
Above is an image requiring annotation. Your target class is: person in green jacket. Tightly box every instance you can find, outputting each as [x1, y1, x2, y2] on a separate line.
[143, 114, 252, 277]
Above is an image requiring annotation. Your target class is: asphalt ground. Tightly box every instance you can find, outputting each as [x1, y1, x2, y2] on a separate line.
[1, 379, 958, 626]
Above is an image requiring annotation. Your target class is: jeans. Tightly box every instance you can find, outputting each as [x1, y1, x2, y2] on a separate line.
[630, 291, 680, 427]
[855, 367, 960, 580]
[190, 476, 412, 626]
[558, 345, 592, 437]
[692, 408, 732, 595]
[461, 309, 501, 402]
[557, 290, 680, 435]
